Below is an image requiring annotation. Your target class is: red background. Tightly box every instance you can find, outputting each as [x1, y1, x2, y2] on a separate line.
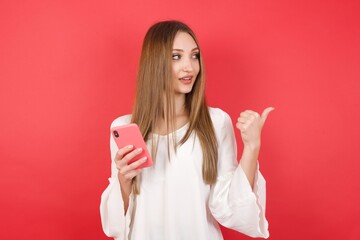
[1, 0, 359, 239]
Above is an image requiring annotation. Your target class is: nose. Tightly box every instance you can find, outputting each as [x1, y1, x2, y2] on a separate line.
[182, 57, 194, 72]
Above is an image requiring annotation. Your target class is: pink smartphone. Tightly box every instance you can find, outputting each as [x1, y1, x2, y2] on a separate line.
[111, 123, 153, 169]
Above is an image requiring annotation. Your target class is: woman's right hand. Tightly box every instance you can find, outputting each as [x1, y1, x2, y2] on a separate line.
[115, 145, 147, 195]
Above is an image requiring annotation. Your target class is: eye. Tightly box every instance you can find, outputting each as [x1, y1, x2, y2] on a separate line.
[172, 53, 181, 60]
[192, 52, 200, 59]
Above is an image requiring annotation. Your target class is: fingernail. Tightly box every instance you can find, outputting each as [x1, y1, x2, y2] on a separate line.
[127, 145, 134, 149]
[137, 148, 143, 153]
[141, 157, 147, 162]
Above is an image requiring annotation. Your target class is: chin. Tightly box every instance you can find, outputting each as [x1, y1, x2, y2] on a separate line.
[176, 87, 193, 94]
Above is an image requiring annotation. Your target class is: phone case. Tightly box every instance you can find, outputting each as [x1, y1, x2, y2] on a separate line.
[111, 123, 153, 169]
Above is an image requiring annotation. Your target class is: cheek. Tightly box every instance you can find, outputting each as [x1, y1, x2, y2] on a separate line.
[172, 63, 181, 77]
[195, 63, 200, 76]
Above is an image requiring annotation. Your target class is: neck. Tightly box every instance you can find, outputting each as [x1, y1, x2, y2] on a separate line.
[174, 93, 187, 117]
[155, 93, 188, 135]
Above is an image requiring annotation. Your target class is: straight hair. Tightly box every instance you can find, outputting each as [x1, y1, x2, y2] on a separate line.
[131, 20, 218, 194]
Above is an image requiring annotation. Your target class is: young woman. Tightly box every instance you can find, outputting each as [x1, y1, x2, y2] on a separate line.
[100, 20, 272, 240]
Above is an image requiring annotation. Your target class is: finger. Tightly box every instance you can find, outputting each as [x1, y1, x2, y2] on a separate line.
[237, 116, 247, 124]
[245, 110, 260, 118]
[242, 111, 260, 123]
[122, 147, 144, 164]
[124, 169, 142, 180]
[120, 157, 147, 174]
[236, 122, 246, 132]
[115, 145, 134, 161]
[240, 111, 250, 117]
[261, 107, 275, 125]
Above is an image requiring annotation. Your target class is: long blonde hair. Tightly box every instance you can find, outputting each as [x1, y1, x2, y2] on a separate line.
[131, 20, 218, 194]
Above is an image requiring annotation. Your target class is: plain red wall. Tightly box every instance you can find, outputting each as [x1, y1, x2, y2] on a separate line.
[1, 0, 359, 239]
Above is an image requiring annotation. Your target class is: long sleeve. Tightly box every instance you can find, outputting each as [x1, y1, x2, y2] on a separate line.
[208, 109, 269, 238]
[100, 116, 134, 240]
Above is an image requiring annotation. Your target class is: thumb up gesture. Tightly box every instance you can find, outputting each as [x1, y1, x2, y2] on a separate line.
[236, 107, 274, 148]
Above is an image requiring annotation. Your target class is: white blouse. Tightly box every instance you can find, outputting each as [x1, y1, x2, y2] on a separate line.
[100, 108, 269, 240]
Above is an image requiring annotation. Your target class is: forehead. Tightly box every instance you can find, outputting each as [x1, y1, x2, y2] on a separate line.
[173, 31, 198, 50]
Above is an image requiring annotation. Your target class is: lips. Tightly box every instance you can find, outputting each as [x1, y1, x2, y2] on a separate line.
[179, 75, 193, 81]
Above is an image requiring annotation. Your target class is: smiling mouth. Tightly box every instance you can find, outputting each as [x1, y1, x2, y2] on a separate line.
[179, 76, 193, 81]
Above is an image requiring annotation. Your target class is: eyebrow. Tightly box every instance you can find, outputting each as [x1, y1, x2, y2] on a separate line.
[172, 47, 199, 52]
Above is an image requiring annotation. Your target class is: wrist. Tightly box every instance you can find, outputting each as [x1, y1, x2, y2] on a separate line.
[243, 141, 261, 152]
[240, 143, 260, 164]
[119, 180, 132, 198]
[118, 173, 132, 188]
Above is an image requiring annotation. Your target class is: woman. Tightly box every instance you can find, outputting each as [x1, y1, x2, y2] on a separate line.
[100, 20, 272, 240]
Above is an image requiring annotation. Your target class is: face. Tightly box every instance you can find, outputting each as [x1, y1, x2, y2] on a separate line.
[171, 31, 200, 95]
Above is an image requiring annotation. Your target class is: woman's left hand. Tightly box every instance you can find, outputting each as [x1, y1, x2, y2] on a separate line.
[236, 107, 274, 148]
